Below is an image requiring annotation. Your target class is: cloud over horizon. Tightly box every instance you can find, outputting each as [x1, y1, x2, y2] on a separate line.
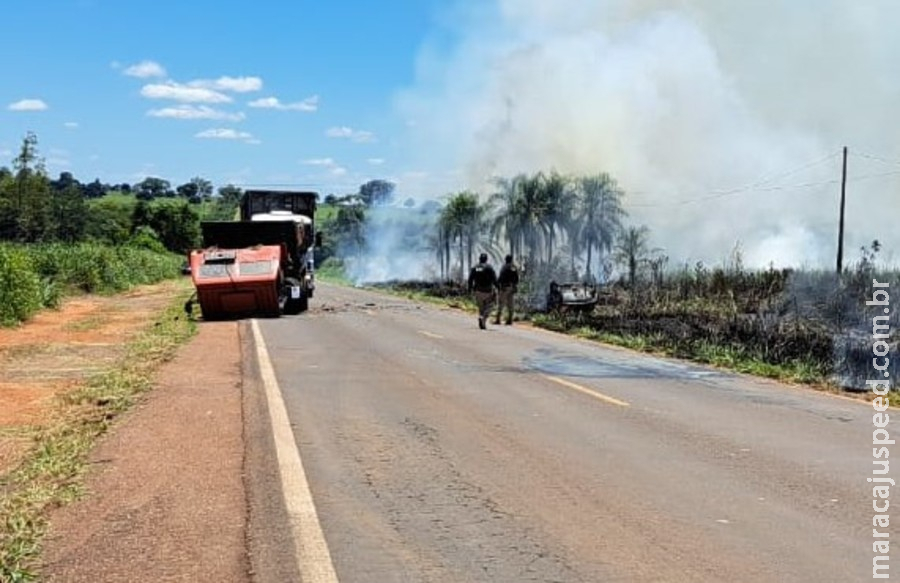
[123, 60, 167, 78]
[326, 126, 375, 143]
[189, 76, 263, 93]
[148, 105, 245, 121]
[302, 157, 347, 175]
[248, 96, 319, 111]
[141, 82, 232, 104]
[8, 99, 48, 111]
[195, 128, 254, 141]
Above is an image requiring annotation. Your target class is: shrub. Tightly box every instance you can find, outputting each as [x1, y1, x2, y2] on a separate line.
[0, 245, 43, 326]
[0, 242, 183, 326]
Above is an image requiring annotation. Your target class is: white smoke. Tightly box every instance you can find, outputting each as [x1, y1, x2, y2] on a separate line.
[394, 0, 900, 269]
[343, 205, 440, 284]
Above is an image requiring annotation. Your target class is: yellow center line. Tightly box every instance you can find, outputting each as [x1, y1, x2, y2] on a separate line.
[418, 330, 444, 339]
[542, 374, 630, 408]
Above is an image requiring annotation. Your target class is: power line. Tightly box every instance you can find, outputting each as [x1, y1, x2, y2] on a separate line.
[850, 151, 900, 168]
[625, 150, 841, 206]
[626, 170, 898, 209]
[847, 169, 900, 182]
[625, 178, 842, 208]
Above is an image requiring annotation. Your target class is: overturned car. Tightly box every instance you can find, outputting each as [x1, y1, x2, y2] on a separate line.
[546, 281, 599, 314]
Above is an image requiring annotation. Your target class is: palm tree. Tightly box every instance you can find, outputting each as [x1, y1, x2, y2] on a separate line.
[487, 174, 527, 260]
[573, 173, 625, 282]
[440, 191, 488, 282]
[538, 171, 574, 265]
[430, 212, 452, 281]
[614, 225, 652, 289]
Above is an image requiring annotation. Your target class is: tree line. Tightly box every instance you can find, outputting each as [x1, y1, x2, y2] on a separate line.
[434, 171, 659, 287]
[0, 132, 404, 259]
[0, 133, 242, 253]
[2, 131, 655, 285]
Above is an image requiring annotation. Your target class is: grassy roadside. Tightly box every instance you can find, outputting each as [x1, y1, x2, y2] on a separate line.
[352, 281, 885, 398]
[0, 285, 196, 582]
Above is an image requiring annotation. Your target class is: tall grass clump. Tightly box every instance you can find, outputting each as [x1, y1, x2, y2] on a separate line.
[0, 243, 183, 327]
[0, 244, 43, 326]
[26, 243, 182, 294]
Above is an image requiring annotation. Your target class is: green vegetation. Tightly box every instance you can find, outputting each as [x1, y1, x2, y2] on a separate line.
[0, 246, 43, 327]
[0, 243, 183, 327]
[0, 133, 239, 254]
[0, 294, 196, 582]
[315, 257, 352, 285]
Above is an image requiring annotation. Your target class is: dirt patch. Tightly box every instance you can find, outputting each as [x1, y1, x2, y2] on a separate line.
[0, 279, 188, 475]
[40, 321, 247, 583]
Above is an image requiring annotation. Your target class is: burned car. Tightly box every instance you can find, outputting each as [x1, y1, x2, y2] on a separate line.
[546, 281, 599, 314]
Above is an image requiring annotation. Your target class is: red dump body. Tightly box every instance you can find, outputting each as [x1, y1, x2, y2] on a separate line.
[189, 245, 283, 319]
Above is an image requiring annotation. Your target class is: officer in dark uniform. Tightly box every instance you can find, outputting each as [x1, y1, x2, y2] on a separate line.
[467, 253, 497, 330]
[494, 254, 519, 325]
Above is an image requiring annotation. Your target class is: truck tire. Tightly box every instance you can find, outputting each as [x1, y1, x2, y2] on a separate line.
[283, 277, 304, 315]
[298, 292, 309, 313]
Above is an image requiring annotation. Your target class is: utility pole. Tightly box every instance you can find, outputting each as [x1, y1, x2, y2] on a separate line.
[836, 146, 848, 275]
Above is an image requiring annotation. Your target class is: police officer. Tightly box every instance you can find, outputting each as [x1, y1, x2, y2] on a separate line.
[467, 253, 497, 330]
[494, 254, 519, 325]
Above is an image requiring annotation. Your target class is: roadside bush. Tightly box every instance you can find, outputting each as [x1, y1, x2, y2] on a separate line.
[0, 245, 43, 326]
[127, 226, 169, 254]
[0, 243, 183, 326]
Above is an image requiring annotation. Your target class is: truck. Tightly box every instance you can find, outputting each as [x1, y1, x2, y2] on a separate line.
[185, 189, 320, 320]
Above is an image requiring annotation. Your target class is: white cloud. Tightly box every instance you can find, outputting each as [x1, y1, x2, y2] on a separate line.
[148, 105, 245, 121]
[367, 158, 386, 165]
[190, 76, 263, 93]
[301, 156, 346, 175]
[64, 121, 79, 129]
[124, 60, 167, 78]
[141, 82, 232, 103]
[325, 126, 376, 143]
[195, 128, 254, 140]
[302, 157, 336, 166]
[248, 95, 318, 111]
[8, 99, 48, 111]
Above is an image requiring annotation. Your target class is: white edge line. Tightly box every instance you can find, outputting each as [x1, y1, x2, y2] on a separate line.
[251, 319, 339, 583]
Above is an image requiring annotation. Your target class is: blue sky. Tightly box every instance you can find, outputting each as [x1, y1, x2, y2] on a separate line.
[0, 0, 457, 196]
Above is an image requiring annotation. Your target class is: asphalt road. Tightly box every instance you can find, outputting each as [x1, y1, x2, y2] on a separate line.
[250, 282, 877, 582]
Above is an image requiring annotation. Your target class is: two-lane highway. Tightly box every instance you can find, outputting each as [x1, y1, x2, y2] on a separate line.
[248, 282, 876, 582]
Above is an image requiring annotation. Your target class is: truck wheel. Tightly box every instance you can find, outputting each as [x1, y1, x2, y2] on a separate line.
[283, 277, 304, 315]
[298, 292, 309, 312]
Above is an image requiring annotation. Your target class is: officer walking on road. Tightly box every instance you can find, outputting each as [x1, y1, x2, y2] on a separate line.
[494, 254, 519, 325]
[468, 253, 497, 330]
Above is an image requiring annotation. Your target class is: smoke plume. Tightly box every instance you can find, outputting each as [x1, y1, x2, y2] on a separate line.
[394, 0, 900, 269]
